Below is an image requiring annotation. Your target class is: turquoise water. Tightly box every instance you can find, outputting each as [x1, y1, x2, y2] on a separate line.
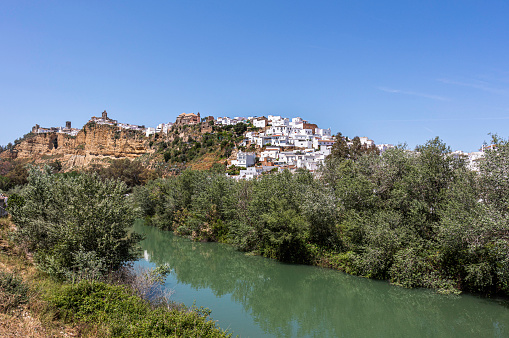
[133, 220, 509, 337]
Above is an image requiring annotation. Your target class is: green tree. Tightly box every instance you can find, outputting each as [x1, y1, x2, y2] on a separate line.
[329, 132, 350, 159]
[9, 167, 142, 280]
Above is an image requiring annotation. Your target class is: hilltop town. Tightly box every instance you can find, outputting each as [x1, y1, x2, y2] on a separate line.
[1, 110, 487, 179]
[13, 111, 380, 176]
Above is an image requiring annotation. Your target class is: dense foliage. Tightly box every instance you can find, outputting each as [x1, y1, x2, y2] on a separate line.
[157, 124, 248, 164]
[0, 160, 28, 192]
[87, 158, 156, 189]
[8, 167, 142, 281]
[134, 137, 509, 295]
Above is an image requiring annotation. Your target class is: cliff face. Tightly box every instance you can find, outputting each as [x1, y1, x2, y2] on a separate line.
[13, 123, 150, 169]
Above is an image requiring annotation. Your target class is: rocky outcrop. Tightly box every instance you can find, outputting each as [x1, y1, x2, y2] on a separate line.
[13, 123, 151, 169]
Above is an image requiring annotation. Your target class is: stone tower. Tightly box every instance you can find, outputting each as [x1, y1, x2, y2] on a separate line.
[66, 121, 71, 129]
[102, 110, 108, 119]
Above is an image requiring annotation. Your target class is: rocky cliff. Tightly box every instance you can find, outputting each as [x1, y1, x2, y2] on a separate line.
[13, 123, 151, 169]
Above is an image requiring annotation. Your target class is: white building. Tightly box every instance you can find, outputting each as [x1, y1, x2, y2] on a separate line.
[231, 151, 256, 168]
[145, 127, 156, 137]
[290, 128, 313, 137]
[359, 137, 375, 147]
[271, 117, 290, 127]
[156, 122, 173, 134]
[266, 125, 292, 136]
[253, 117, 268, 128]
[271, 135, 291, 147]
[292, 137, 313, 148]
[315, 128, 332, 137]
[376, 144, 394, 153]
[255, 136, 273, 147]
[260, 147, 281, 161]
[313, 138, 335, 149]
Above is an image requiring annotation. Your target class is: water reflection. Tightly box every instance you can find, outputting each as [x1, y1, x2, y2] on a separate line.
[133, 220, 508, 337]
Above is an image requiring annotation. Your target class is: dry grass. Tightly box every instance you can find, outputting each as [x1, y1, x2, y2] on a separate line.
[0, 217, 80, 338]
[189, 152, 222, 171]
[0, 311, 78, 338]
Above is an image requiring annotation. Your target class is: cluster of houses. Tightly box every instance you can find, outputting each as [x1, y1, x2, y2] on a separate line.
[32, 121, 80, 137]
[227, 115, 379, 179]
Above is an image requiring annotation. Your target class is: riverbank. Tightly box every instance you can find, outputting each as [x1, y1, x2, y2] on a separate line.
[133, 140, 509, 297]
[0, 217, 231, 337]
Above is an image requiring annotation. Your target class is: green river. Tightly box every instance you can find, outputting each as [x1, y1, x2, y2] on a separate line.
[133, 220, 509, 337]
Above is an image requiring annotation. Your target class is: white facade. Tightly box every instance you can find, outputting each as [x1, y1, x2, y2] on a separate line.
[315, 128, 332, 137]
[255, 136, 273, 147]
[237, 166, 279, 180]
[271, 135, 291, 147]
[271, 118, 290, 127]
[145, 127, 156, 137]
[293, 139, 313, 148]
[253, 118, 268, 128]
[313, 139, 335, 149]
[260, 147, 280, 161]
[359, 137, 375, 147]
[232, 151, 256, 168]
[266, 125, 291, 136]
[156, 122, 173, 134]
[376, 144, 394, 153]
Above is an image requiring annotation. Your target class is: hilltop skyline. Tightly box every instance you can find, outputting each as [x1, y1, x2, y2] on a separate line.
[1, 1, 509, 152]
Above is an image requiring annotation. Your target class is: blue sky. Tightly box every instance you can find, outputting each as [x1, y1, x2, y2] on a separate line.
[1, 1, 509, 152]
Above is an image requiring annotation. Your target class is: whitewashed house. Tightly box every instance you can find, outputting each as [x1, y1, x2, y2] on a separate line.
[156, 122, 173, 134]
[260, 147, 281, 161]
[313, 138, 335, 149]
[255, 135, 273, 147]
[145, 127, 156, 137]
[359, 137, 375, 147]
[315, 128, 332, 137]
[253, 117, 268, 128]
[231, 151, 256, 168]
[271, 135, 291, 147]
[376, 144, 394, 153]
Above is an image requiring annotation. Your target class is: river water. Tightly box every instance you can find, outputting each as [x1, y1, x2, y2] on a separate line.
[133, 220, 509, 337]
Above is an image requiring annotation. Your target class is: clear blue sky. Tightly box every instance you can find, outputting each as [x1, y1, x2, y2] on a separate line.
[1, 1, 509, 152]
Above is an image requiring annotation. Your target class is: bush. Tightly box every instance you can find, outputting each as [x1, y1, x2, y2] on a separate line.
[51, 280, 230, 337]
[0, 271, 29, 313]
[9, 167, 142, 280]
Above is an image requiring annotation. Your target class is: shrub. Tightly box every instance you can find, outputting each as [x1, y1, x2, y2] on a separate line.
[51, 280, 230, 337]
[0, 271, 29, 313]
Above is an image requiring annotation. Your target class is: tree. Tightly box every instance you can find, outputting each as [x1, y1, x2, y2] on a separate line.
[234, 123, 248, 136]
[329, 132, 350, 159]
[328, 133, 379, 161]
[9, 167, 142, 280]
[0, 162, 28, 191]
